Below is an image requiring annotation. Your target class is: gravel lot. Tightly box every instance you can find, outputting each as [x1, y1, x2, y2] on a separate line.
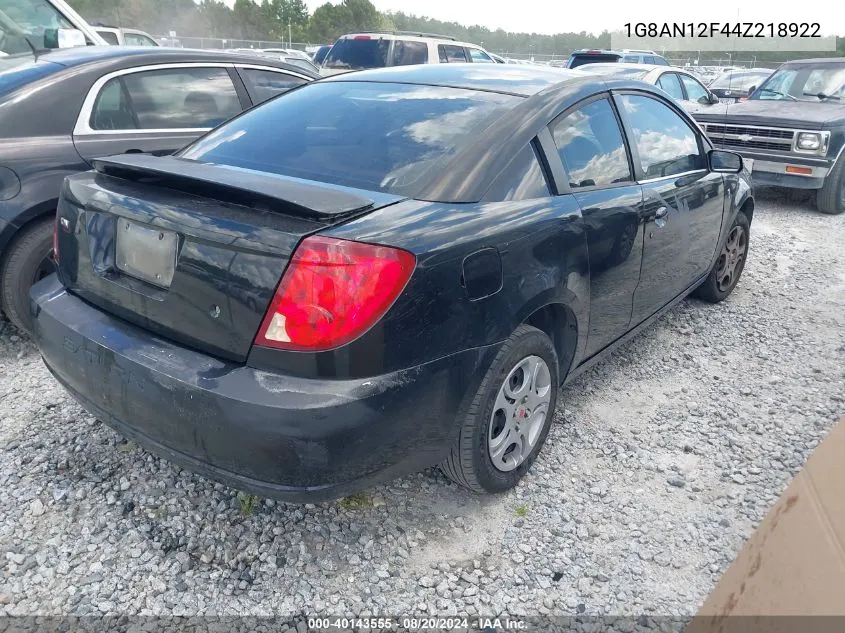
[1, 190, 844, 619]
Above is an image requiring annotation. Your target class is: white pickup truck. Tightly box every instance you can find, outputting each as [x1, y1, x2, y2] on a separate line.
[0, 0, 107, 55]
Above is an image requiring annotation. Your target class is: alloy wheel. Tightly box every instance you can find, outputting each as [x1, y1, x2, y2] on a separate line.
[488, 355, 552, 472]
[715, 225, 748, 293]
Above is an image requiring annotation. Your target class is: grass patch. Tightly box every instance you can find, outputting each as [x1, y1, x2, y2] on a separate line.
[237, 492, 260, 517]
[514, 504, 529, 518]
[338, 492, 370, 510]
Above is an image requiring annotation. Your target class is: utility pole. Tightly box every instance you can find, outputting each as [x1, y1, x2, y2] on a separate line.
[288, 20, 292, 48]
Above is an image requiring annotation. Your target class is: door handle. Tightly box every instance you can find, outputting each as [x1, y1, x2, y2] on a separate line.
[654, 206, 668, 228]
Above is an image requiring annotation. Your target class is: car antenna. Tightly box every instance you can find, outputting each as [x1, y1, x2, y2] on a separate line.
[24, 37, 39, 61]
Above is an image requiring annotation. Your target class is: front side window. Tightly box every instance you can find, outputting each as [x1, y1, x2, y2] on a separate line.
[124, 33, 158, 47]
[618, 94, 703, 179]
[239, 68, 307, 104]
[178, 82, 519, 196]
[656, 73, 684, 100]
[622, 55, 639, 63]
[469, 48, 494, 63]
[551, 98, 632, 189]
[680, 74, 709, 102]
[392, 40, 428, 66]
[485, 144, 550, 201]
[323, 37, 390, 71]
[643, 56, 657, 65]
[97, 30, 120, 45]
[90, 67, 240, 131]
[438, 45, 468, 63]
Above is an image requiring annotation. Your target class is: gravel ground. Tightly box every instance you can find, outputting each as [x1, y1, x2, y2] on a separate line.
[1, 190, 844, 619]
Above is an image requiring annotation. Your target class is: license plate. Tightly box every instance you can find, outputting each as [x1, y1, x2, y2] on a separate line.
[115, 219, 178, 288]
[719, 98, 735, 104]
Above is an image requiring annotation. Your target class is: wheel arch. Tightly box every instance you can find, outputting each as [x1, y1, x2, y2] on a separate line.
[523, 302, 579, 383]
[0, 198, 58, 261]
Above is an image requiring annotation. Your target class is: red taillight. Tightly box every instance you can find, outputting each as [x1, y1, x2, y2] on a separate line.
[254, 235, 416, 352]
[52, 214, 59, 264]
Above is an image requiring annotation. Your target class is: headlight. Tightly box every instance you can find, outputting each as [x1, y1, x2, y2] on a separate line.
[796, 132, 821, 151]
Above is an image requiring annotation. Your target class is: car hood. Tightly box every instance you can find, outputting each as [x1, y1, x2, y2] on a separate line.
[693, 99, 845, 130]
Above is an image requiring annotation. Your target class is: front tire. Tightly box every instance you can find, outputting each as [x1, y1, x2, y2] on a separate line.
[0, 217, 55, 334]
[440, 325, 559, 494]
[816, 158, 845, 215]
[694, 211, 750, 303]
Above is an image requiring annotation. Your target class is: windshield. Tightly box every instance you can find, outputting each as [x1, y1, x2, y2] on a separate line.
[178, 81, 519, 196]
[0, 0, 74, 55]
[710, 71, 771, 91]
[567, 54, 620, 68]
[323, 38, 390, 70]
[752, 64, 845, 102]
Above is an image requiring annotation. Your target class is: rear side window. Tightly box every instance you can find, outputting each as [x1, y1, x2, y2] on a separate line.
[469, 48, 495, 63]
[179, 81, 519, 196]
[439, 45, 468, 63]
[643, 55, 657, 64]
[392, 40, 428, 66]
[551, 98, 631, 189]
[90, 67, 241, 131]
[323, 38, 389, 70]
[485, 144, 550, 201]
[239, 68, 308, 104]
[618, 94, 704, 178]
[653, 56, 670, 66]
[657, 73, 684, 100]
[622, 55, 639, 63]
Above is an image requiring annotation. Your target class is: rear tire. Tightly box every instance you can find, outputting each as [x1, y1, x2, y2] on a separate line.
[816, 158, 845, 215]
[0, 217, 55, 334]
[440, 325, 559, 494]
[694, 211, 750, 303]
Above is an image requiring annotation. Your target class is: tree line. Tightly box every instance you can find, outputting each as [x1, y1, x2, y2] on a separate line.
[69, 0, 845, 61]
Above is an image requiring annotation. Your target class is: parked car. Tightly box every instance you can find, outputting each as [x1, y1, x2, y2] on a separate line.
[578, 63, 721, 115]
[565, 49, 670, 69]
[708, 68, 774, 103]
[311, 44, 332, 65]
[321, 31, 496, 75]
[0, 0, 107, 54]
[694, 57, 845, 214]
[32, 64, 753, 501]
[228, 47, 321, 75]
[93, 25, 159, 47]
[0, 46, 316, 333]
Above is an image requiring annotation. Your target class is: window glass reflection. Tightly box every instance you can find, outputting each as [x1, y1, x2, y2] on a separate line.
[551, 98, 631, 189]
[620, 94, 703, 179]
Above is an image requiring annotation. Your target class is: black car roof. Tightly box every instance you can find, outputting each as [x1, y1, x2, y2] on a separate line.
[322, 63, 587, 97]
[28, 46, 318, 76]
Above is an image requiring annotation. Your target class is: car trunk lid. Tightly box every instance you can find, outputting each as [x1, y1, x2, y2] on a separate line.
[55, 154, 404, 362]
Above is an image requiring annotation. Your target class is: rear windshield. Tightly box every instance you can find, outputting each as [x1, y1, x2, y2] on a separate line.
[568, 54, 620, 68]
[0, 55, 61, 96]
[178, 81, 519, 196]
[323, 37, 389, 71]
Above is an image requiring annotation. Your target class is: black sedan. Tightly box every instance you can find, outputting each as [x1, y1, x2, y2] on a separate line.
[32, 64, 753, 501]
[0, 46, 316, 333]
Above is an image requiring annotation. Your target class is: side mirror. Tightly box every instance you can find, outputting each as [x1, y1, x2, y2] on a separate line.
[708, 92, 720, 105]
[44, 28, 86, 49]
[709, 149, 743, 173]
[746, 85, 757, 96]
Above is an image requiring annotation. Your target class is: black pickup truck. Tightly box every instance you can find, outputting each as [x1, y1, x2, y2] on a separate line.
[694, 58, 845, 214]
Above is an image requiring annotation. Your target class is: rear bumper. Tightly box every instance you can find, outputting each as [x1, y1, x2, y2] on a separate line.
[31, 275, 498, 502]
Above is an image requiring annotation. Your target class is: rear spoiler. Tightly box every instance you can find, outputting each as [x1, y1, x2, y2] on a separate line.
[91, 154, 384, 222]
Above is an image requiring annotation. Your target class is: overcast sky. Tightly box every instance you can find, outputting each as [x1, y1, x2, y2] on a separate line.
[290, 0, 844, 36]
